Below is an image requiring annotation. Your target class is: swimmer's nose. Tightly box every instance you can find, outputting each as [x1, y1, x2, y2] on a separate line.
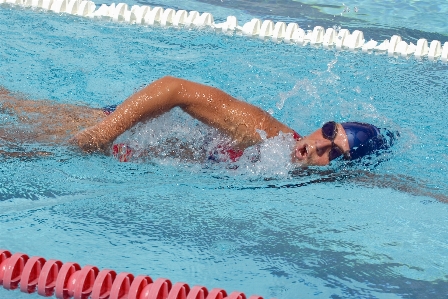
[313, 139, 332, 156]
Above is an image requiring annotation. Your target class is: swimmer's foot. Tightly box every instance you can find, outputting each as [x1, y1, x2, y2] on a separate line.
[69, 126, 112, 153]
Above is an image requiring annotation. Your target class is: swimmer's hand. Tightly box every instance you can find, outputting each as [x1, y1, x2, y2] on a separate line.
[70, 127, 112, 153]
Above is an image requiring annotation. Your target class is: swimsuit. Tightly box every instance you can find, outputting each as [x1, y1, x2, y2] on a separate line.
[292, 131, 301, 141]
[102, 105, 117, 116]
[112, 143, 133, 162]
[207, 144, 245, 163]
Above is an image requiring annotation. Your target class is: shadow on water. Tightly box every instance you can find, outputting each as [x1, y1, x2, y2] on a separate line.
[232, 168, 448, 204]
[218, 174, 448, 205]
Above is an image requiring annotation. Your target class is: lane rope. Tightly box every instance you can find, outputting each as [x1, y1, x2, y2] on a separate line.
[1, 0, 447, 62]
[0, 249, 264, 299]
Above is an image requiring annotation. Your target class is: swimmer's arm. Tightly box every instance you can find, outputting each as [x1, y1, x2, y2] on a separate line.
[72, 76, 295, 152]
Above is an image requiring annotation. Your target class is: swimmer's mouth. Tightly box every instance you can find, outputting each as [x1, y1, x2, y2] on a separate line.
[295, 144, 308, 160]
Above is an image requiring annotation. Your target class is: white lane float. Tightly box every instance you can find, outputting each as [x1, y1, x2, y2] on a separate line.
[1, 0, 447, 62]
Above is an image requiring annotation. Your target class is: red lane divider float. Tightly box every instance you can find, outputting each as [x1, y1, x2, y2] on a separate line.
[0, 250, 265, 299]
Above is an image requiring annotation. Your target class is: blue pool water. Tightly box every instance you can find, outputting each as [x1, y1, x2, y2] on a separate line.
[0, 0, 448, 298]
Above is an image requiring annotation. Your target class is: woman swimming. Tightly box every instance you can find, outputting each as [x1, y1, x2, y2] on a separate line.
[1, 76, 388, 165]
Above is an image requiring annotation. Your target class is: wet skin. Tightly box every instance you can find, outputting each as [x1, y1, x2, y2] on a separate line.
[0, 88, 105, 145]
[2, 77, 348, 166]
[71, 76, 349, 166]
[293, 123, 350, 166]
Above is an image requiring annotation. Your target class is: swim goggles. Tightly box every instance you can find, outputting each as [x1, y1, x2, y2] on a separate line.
[321, 121, 351, 161]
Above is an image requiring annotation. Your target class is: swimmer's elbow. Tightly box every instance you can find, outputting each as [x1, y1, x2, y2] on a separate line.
[151, 76, 209, 108]
[156, 76, 197, 107]
[156, 76, 184, 96]
[158, 75, 182, 87]
[159, 75, 178, 82]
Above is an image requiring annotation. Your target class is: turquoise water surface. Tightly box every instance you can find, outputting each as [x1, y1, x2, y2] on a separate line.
[0, 1, 447, 298]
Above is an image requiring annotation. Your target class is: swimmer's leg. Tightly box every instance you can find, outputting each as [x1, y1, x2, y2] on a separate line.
[0, 86, 106, 144]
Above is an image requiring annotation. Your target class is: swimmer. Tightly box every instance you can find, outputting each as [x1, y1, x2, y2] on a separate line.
[1, 76, 389, 165]
[71, 76, 390, 165]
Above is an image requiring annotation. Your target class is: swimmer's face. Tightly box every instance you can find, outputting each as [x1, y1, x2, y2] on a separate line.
[293, 122, 350, 166]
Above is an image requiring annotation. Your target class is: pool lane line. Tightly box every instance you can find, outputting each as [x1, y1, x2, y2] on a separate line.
[1, 0, 448, 62]
[0, 249, 264, 299]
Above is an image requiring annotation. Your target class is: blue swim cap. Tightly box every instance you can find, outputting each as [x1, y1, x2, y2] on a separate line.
[341, 122, 388, 160]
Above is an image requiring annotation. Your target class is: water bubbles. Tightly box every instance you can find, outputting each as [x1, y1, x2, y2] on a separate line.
[341, 4, 359, 15]
[276, 78, 317, 110]
[234, 132, 296, 179]
[110, 108, 300, 180]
